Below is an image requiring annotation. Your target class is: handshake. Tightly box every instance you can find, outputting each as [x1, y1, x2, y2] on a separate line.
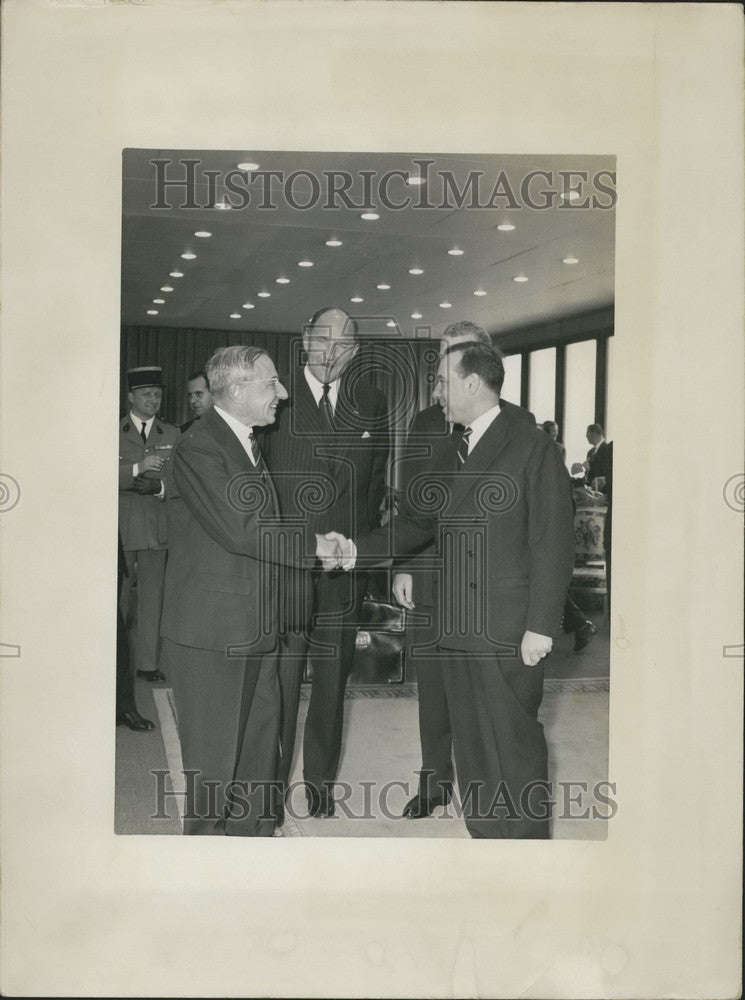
[314, 531, 355, 572]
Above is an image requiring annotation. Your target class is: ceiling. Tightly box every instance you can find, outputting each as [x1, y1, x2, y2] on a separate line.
[121, 149, 615, 339]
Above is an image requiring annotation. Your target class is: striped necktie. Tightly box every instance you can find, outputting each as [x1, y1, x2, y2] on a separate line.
[455, 426, 472, 466]
[248, 430, 266, 475]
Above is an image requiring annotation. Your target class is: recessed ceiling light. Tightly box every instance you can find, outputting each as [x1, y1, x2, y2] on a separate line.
[194, 231, 212, 238]
[236, 161, 260, 171]
[276, 277, 290, 284]
[325, 238, 343, 247]
[169, 271, 184, 278]
[439, 301, 452, 308]
[361, 212, 379, 221]
[146, 309, 158, 315]
[513, 275, 529, 283]
[213, 201, 231, 211]
[497, 223, 516, 232]
[350, 296, 363, 303]
[408, 267, 424, 275]
[386, 320, 396, 328]
[297, 260, 314, 267]
[258, 291, 271, 298]
[560, 190, 582, 202]
[407, 175, 425, 186]
[181, 252, 196, 260]
[473, 289, 487, 297]
[153, 298, 165, 304]
[377, 283, 390, 290]
[562, 256, 579, 264]
[411, 312, 422, 319]
[242, 303, 254, 310]
[230, 313, 241, 319]
[160, 286, 174, 292]
[447, 248, 464, 256]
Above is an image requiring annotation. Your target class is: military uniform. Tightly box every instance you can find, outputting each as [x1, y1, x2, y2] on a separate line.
[118, 367, 180, 678]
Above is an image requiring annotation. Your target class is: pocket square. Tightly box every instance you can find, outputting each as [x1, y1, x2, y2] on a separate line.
[361, 431, 371, 439]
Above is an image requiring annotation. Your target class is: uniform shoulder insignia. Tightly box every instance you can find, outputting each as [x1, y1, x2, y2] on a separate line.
[123, 422, 131, 432]
[156, 423, 164, 433]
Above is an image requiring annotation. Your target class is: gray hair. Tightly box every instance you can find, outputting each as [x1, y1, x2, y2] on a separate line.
[442, 320, 492, 345]
[205, 345, 268, 398]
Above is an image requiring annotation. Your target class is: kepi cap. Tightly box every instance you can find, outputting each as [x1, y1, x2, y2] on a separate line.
[127, 366, 163, 390]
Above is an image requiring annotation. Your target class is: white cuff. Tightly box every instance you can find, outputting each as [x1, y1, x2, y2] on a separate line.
[342, 539, 357, 571]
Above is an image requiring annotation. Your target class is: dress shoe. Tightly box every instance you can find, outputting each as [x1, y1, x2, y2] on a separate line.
[306, 785, 335, 818]
[116, 710, 155, 732]
[402, 788, 451, 819]
[574, 620, 597, 652]
[136, 668, 167, 683]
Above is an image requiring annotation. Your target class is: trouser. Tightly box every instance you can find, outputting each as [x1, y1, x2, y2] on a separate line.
[120, 548, 167, 673]
[162, 638, 280, 836]
[440, 647, 550, 839]
[561, 594, 588, 634]
[407, 614, 455, 799]
[116, 604, 137, 716]
[277, 570, 366, 794]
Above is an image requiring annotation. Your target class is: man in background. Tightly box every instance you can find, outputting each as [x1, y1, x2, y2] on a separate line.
[541, 420, 566, 462]
[180, 369, 214, 432]
[584, 423, 612, 489]
[118, 366, 179, 683]
[262, 307, 389, 818]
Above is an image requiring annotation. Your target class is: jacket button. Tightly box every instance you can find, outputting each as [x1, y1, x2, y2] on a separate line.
[467, 550, 473, 557]
[469, 582, 477, 590]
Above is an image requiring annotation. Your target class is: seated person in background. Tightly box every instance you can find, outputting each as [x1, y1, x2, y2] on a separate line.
[540, 420, 566, 461]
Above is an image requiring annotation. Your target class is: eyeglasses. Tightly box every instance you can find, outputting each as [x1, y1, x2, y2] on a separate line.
[233, 377, 281, 387]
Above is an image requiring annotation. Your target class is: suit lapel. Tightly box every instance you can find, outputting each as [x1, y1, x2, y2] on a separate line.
[203, 408, 279, 517]
[444, 404, 518, 519]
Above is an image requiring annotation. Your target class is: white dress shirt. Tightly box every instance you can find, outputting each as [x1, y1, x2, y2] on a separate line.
[463, 401, 502, 456]
[304, 366, 340, 411]
[213, 405, 259, 466]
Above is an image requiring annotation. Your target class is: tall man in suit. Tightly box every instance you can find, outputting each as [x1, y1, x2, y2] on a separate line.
[392, 321, 536, 819]
[326, 340, 575, 838]
[160, 345, 337, 835]
[262, 307, 389, 817]
[118, 366, 180, 683]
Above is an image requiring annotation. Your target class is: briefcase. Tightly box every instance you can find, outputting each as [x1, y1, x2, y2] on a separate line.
[348, 593, 406, 685]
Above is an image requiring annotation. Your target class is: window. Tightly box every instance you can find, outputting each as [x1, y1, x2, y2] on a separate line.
[564, 340, 597, 469]
[501, 353, 522, 406]
[528, 347, 555, 424]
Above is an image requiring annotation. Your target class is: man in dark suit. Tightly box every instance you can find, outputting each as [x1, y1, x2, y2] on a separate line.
[159, 345, 336, 835]
[118, 366, 180, 683]
[392, 321, 536, 819]
[262, 307, 389, 818]
[327, 340, 575, 838]
[180, 369, 214, 433]
[584, 423, 612, 489]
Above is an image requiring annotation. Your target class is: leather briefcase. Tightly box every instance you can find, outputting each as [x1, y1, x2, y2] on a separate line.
[349, 592, 406, 685]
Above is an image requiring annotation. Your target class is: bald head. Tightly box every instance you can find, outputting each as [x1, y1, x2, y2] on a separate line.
[303, 306, 360, 383]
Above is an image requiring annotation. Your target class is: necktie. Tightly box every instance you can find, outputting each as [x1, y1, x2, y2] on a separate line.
[318, 383, 336, 431]
[139, 420, 148, 444]
[248, 431, 266, 474]
[456, 426, 472, 467]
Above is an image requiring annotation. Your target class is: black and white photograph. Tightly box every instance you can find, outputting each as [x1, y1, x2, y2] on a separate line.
[1, 3, 742, 998]
[117, 150, 616, 840]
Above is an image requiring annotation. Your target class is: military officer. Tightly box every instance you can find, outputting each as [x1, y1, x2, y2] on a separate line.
[118, 366, 180, 682]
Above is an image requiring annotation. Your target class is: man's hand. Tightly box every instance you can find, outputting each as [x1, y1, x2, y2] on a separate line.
[392, 573, 415, 610]
[521, 630, 553, 667]
[133, 474, 162, 496]
[316, 533, 343, 571]
[139, 454, 164, 474]
[321, 531, 355, 571]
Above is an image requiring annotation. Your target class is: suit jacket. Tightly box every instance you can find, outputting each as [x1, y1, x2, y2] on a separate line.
[118, 414, 180, 551]
[357, 402, 575, 652]
[397, 399, 535, 607]
[261, 365, 389, 539]
[160, 407, 308, 655]
[586, 440, 612, 484]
